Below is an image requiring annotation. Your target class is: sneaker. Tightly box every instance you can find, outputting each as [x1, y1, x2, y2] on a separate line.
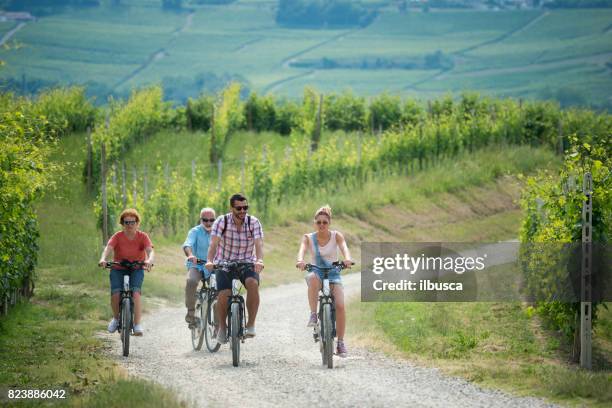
[107, 318, 119, 333]
[307, 312, 318, 327]
[133, 324, 144, 336]
[217, 328, 228, 344]
[245, 326, 256, 338]
[185, 311, 196, 325]
[188, 319, 198, 330]
[336, 340, 348, 358]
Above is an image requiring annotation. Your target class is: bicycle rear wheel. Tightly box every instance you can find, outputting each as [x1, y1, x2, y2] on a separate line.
[230, 302, 241, 367]
[204, 297, 220, 352]
[322, 303, 333, 369]
[191, 295, 205, 351]
[121, 298, 131, 357]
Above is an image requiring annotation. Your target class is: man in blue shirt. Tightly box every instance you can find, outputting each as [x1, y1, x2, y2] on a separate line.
[183, 207, 216, 326]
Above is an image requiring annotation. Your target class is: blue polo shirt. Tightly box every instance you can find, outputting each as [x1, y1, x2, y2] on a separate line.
[182, 224, 211, 270]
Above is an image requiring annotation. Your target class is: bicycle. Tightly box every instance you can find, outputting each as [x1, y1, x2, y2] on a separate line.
[214, 261, 251, 367]
[305, 261, 353, 369]
[103, 260, 146, 357]
[190, 259, 220, 353]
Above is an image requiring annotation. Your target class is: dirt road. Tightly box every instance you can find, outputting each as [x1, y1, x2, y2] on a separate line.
[105, 271, 555, 407]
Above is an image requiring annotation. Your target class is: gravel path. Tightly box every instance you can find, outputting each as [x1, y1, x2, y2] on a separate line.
[103, 273, 557, 408]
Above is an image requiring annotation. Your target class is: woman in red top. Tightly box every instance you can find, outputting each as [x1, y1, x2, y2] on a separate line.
[98, 209, 154, 336]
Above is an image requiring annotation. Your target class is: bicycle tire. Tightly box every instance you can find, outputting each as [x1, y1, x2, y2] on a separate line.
[230, 302, 241, 367]
[121, 297, 131, 357]
[323, 303, 334, 369]
[204, 297, 220, 352]
[191, 295, 205, 351]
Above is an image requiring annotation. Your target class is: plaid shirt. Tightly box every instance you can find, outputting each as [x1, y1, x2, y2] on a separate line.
[211, 213, 264, 263]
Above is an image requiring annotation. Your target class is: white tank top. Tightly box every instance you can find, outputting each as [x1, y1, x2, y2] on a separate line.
[308, 231, 338, 265]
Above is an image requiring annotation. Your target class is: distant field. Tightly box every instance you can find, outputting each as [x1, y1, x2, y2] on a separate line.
[0, 0, 610, 107]
[0, 21, 16, 35]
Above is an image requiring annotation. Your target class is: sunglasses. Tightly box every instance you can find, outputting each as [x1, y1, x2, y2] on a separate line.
[201, 218, 215, 223]
[233, 205, 249, 212]
[316, 220, 329, 225]
[123, 220, 137, 225]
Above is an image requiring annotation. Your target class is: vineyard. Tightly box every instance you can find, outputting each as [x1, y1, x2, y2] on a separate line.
[0, 88, 96, 314]
[2, 3, 611, 109]
[1, 2, 611, 404]
[86, 85, 611, 243]
[1, 84, 610, 369]
[519, 109, 611, 360]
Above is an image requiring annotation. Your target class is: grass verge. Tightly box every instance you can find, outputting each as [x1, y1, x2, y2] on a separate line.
[348, 249, 612, 406]
[0, 133, 187, 407]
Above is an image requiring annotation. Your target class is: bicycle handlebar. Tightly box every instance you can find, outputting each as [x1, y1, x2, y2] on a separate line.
[304, 261, 354, 272]
[213, 261, 254, 271]
[103, 260, 149, 270]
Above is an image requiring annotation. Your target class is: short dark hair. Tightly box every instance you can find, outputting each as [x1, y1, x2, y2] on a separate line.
[230, 193, 247, 207]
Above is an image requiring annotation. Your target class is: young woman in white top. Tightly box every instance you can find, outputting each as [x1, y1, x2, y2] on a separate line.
[296, 205, 353, 357]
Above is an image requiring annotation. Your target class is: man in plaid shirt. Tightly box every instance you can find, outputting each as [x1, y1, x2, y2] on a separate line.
[206, 194, 264, 343]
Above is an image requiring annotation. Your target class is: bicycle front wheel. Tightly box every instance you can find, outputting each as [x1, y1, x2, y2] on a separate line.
[230, 302, 241, 367]
[322, 303, 334, 369]
[205, 297, 220, 352]
[191, 296, 205, 351]
[121, 297, 131, 357]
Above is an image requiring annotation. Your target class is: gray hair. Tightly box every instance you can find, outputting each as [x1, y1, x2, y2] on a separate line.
[200, 207, 216, 216]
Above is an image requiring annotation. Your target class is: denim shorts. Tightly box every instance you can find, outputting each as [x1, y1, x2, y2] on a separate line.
[304, 265, 342, 285]
[110, 269, 144, 294]
[188, 263, 211, 280]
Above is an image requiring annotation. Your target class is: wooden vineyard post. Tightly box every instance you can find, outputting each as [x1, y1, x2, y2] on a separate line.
[580, 172, 593, 370]
[217, 159, 222, 191]
[121, 161, 127, 209]
[132, 166, 137, 206]
[558, 120, 564, 156]
[86, 127, 93, 194]
[101, 143, 109, 245]
[241, 153, 245, 194]
[143, 165, 148, 204]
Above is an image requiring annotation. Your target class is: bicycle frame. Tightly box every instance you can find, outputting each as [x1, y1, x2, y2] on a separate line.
[305, 261, 352, 368]
[315, 266, 339, 339]
[227, 266, 246, 340]
[192, 264, 220, 352]
[104, 260, 145, 357]
[214, 261, 252, 367]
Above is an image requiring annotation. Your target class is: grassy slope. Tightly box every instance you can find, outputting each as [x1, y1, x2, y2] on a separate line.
[347, 168, 612, 408]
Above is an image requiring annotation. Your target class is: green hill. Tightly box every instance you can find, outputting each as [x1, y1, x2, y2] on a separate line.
[0, 0, 610, 108]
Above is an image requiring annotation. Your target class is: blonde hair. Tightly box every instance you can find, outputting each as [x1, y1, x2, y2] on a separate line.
[314, 205, 332, 221]
[119, 208, 141, 224]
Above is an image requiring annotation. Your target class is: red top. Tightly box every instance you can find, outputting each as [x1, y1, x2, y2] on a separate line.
[108, 231, 153, 268]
